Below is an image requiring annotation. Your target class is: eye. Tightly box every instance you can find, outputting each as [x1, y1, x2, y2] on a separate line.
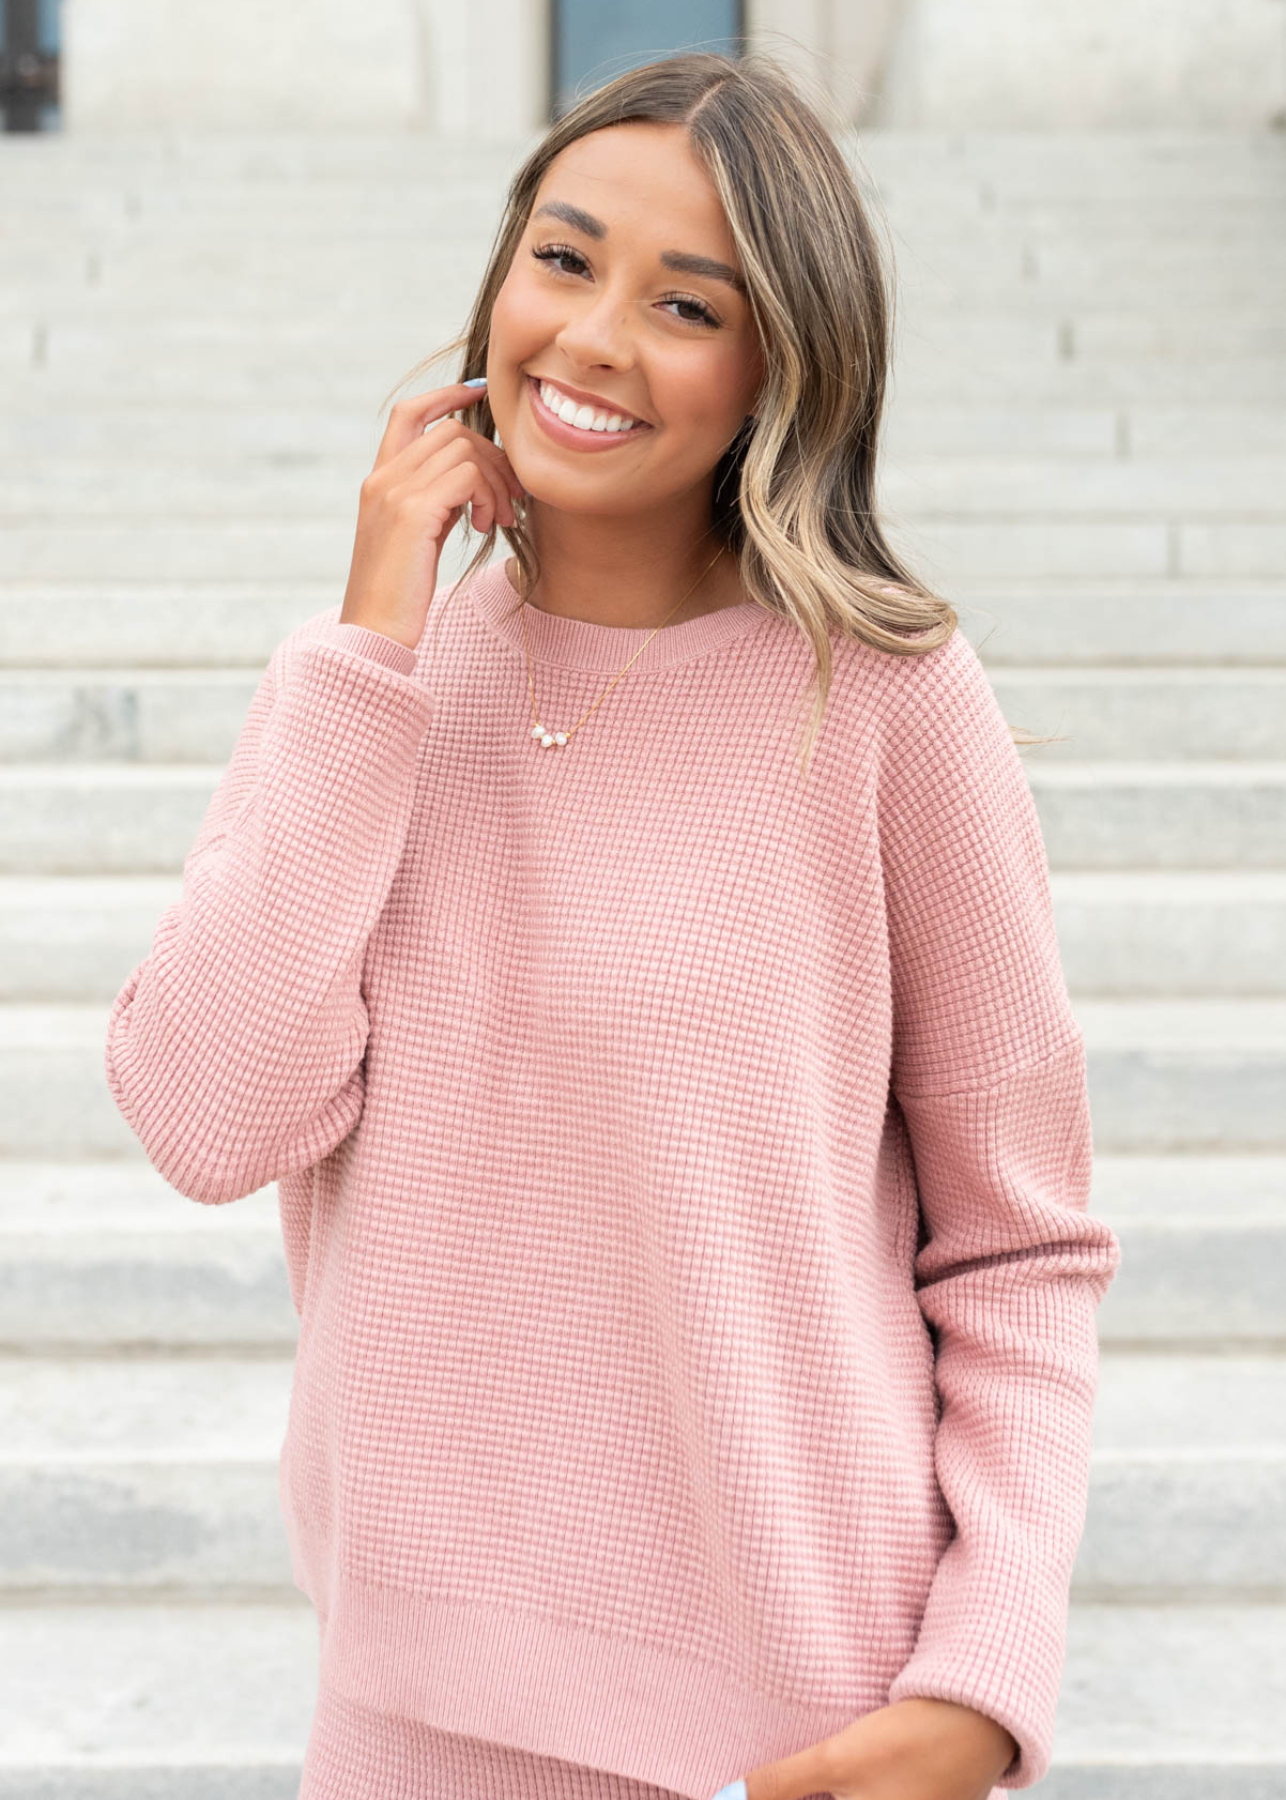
[530, 242, 721, 330]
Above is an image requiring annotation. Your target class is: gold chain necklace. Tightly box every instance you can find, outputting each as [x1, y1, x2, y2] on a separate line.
[518, 546, 727, 749]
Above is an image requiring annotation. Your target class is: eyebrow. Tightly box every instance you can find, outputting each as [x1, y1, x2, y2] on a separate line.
[531, 199, 748, 297]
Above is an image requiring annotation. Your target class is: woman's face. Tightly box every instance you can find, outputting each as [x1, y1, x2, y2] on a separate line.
[487, 121, 764, 517]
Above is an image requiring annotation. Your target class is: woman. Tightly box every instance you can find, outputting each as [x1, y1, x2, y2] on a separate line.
[105, 50, 1121, 1800]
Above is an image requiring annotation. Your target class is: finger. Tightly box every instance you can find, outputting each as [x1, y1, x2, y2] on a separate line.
[388, 413, 523, 511]
[421, 436, 516, 531]
[382, 461, 486, 543]
[380, 429, 508, 527]
[373, 382, 491, 470]
[416, 386, 525, 500]
[416, 437, 511, 532]
[422, 455, 510, 538]
[725, 1734, 840, 1800]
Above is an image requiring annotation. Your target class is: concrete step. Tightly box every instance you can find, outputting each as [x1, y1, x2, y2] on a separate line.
[887, 357, 1286, 406]
[0, 513, 1276, 582]
[894, 514, 1285, 580]
[898, 192, 1286, 232]
[6, 349, 1286, 407]
[0, 1354, 296, 1591]
[3, 163, 1279, 220]
[8, 249, 1286, 319]
[11, 260, 1286, 322]
[1026, 761, 1286, 870]
[1, 399, 1281, 465]
[989, 669, 1286, 760]
[0, 1597, 1281, 1799]
[0, 1162, 295, 1349]
[4, 663, 1282, 764]
[948, 578, 1286, 664]
[10, 312, 1286, 379]
[0, 583, 345, 670]
[2, 872, 1282, 1005]
[0, 1345, 1278, 1597]
[1091, 1153, 1286, 1343]
[1, 576, 1282, 668]
[0, 1152, 1280, 1351]
[5, 167, 1282, 226]
[860, 134, 1286, 186]
[5, 454, 1286, 523]
[0, 1599, 318, 1800]
[0, 120, 1272, 166]
[1, 131, 1278, 192]
[858, 129, 1286, 186]
[1077, 1000, 1286, 1151]
[0, 398, 1097, 461]
[3, 510, 1281, 586]
[0, 518, 358, 582]
[1051, 872, 1286, 997]
[4, 1001, 1283, 1159]
[881, 456, 1286, 517]
[3, 758, 1282, 875]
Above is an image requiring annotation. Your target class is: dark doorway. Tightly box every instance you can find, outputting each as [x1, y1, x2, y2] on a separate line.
[1, 0, 60, 131]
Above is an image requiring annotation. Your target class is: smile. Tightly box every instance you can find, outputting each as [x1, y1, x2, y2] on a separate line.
[525, 374, 654, 453]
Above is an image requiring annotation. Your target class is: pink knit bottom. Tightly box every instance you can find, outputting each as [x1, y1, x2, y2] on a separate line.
[297, 1679, 697, 1800]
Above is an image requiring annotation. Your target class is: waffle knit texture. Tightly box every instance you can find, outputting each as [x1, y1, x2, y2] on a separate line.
[105, 556, 1121, 1800]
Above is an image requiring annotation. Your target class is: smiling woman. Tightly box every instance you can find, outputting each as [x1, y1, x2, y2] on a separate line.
[104, 46, 1119, 1800]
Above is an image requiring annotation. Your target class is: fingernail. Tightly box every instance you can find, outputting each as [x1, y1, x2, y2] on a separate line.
[463, 376, 488, 387]
[708, 1784, 746, 1800]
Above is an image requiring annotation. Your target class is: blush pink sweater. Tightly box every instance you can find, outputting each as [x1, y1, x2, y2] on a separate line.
[105, 555, 1121, 1798]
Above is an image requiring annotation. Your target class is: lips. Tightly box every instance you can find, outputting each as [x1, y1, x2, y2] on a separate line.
[524, 374, 656, 455]
[529, 374, 652, 430]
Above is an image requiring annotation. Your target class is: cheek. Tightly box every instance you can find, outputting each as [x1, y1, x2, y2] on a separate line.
[491, 271, 555, 354]
[653, 354, 749, 440]
[488, 280, 522, 349]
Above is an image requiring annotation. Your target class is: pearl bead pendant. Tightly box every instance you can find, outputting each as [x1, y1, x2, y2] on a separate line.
[531, 723, 569, 748]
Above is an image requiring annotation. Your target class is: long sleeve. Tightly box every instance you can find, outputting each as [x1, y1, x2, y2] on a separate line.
[877, 629, 1122, 1789]
[104, 613, 436, 1205]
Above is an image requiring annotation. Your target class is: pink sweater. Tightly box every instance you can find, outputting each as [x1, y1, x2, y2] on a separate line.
[105, 556, 1121, 1798]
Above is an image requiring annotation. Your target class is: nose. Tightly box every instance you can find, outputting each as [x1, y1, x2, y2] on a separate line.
[552, 283, 637, 371]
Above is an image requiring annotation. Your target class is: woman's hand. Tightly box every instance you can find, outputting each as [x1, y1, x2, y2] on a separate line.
[339, 377, 525, 652]
[708, 1698, 1018, 1800]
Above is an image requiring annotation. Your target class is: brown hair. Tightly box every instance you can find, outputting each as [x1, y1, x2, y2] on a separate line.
[382, 49, 1056, 772]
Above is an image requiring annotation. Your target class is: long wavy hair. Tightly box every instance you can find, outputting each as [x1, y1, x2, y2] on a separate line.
[380, 48, 1056, 773]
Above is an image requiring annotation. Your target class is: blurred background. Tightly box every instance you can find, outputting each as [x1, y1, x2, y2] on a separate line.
[1, 3, 1284, 1795]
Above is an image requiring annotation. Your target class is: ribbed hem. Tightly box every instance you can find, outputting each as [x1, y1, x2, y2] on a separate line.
[462, 556, 775, 674]
[287, 1526, 876, 1800]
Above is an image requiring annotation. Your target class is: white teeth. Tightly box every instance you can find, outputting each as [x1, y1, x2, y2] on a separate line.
[538, 380, 637, 434]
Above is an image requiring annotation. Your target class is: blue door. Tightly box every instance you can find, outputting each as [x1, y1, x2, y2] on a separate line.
[552, 0, 744, 118]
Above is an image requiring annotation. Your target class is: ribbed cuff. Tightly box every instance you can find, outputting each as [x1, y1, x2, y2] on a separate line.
[312, 619, 420, 677]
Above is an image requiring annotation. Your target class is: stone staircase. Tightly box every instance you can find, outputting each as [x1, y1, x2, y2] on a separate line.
[1, 126, 1283, 1796]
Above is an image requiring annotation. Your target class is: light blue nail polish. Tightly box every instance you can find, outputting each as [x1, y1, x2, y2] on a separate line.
[708, 1783, 746, 1800]
[463, 376, 488, 386]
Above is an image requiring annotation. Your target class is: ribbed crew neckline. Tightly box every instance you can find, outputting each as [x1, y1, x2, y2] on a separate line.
[465, 555, 773, 673]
